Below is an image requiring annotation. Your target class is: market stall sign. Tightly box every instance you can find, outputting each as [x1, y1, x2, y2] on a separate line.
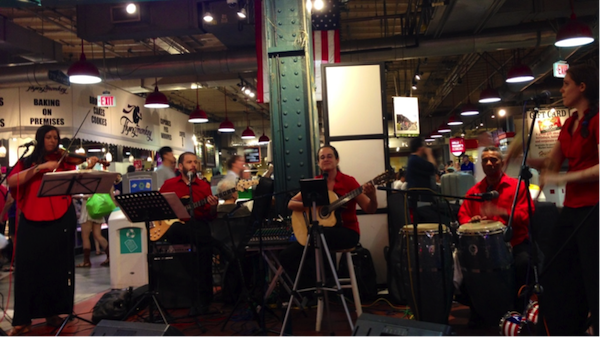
[449, 137, 465, 157]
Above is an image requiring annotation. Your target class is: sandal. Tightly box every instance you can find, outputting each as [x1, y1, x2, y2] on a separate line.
[100, 259, 109, 267]
[8, 324, 31, 336]
[45, 315, 64, 328]
[76, 262, 91, 268]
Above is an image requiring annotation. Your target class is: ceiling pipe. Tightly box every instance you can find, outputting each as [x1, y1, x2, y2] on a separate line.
[0, 21, 595, 87]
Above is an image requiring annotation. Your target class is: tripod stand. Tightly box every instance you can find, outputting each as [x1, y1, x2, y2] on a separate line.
[280, 178, 354, 335]
[116, 191, 188, 324]
[36, 170, 119, 336]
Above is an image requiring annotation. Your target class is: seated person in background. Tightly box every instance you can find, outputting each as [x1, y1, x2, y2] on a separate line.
[216, 179, 251, 218]
[457, 146, 534, 326]
[392, 169, 407, 191]
[460, 154, 474, 174]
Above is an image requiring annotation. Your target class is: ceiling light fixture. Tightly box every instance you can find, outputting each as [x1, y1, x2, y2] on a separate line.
[461, 74, 479, 116]
[218, 87, 235, 133]
[189, 82, 208, 123]
[506, 50, 534, 83]
[237, 7, 247, 19]
[125, 3, 137, 14]
[313, 0, 324, 10]
[437, 123, 451, 133]
[68, 39, 101, 84]
[144, 39, 169, 108]
[241, 104, 256, 139]
[430, 132, 443, 138]
[411, 80, 417, 90]
[258, 117, 270, 144]
[447, 113, 463, 126]
[555, 1, 594, 47]
[203, 11, 213, 22]
[479, 86, 501, 103]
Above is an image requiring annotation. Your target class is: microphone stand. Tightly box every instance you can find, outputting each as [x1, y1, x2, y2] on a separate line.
[0, 144, 33, 188]
[504, 100, 541, 306]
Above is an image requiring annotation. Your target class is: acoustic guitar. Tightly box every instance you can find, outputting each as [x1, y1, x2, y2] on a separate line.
[150, 179, 258, 241]
[291, 170, 395, 246]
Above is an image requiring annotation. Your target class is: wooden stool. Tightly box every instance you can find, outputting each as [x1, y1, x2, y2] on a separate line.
[335, 247, 363, 317]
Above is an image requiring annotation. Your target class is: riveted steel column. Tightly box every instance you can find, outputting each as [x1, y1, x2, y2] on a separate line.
[264, 0, 319, 214]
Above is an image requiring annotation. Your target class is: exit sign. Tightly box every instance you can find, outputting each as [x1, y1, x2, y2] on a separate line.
[97, 95, 116, 107]
[553, 61, 569, 78]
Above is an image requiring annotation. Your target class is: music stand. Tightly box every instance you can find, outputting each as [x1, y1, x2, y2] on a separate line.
[114, 192, 189, 324]
[36, 171, 118, 336]
[280, 178, 354, 335]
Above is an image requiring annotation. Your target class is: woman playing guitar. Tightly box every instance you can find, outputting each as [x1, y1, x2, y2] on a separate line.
[279, 145, 378, 291]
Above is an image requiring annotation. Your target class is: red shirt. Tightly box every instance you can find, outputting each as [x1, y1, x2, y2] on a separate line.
[0, 185, 8, 222]
[558, 109, 599, 208]
[9, 159, 76, 222]
[160, 175, 216, 221]
[316, 171, 361, 234]
[458, 173, 533, 247]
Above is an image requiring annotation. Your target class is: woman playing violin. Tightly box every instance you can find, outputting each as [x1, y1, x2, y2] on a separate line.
[6, 125, 98, 336]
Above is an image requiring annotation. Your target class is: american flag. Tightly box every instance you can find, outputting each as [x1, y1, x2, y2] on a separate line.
[255, 0, 341, 103]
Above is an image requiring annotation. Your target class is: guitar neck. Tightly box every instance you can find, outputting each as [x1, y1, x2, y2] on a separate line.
[188, 187, 237, 210]
[327, 183, 369, 212]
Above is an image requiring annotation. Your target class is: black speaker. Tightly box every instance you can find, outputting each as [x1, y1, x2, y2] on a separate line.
[91, 320, 183, 336]
[352, 313, 452, 336]
[150, 245, 198, 309]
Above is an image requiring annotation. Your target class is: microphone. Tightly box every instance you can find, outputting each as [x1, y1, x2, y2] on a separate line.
[529, 90, 551, 101]
[322, 172, 328, 181]
[468, 190, 499, 201]
[187, 171, 194, 185]
[18, 140, 37, 148]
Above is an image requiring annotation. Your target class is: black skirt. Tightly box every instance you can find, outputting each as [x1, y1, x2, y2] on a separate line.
[13, 204, 76, 326]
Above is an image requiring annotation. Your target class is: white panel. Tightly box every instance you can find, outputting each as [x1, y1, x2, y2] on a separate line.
[325, 65, 383, 137]
[330, 139, 387, 209]
[357, 213, 389, 284]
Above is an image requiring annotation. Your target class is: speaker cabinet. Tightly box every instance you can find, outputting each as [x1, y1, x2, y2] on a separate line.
[150, 245, 198, 309]
[91, 320, 183, 336]
[352, 313, 452, 336]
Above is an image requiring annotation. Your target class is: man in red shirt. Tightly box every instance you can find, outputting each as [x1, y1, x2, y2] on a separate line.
[159, 152, 218, 315]
[458, 146, 534, 327]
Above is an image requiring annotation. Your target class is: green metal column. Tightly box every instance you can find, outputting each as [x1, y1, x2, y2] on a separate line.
[264, 0, 319, 214]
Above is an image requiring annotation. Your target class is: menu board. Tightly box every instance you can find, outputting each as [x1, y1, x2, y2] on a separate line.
[244, 147, 261, 164]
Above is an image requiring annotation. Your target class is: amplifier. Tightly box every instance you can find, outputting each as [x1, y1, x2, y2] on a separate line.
[352, 313, 452, 336]
[150, 248, 198, 309]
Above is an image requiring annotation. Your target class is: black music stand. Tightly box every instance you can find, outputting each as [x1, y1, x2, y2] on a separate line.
[280, 178, 354, 335]
[115, 192, 188, 324]
[36, 171, 117, 336]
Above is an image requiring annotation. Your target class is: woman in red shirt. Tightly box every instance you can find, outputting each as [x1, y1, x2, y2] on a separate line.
[7, 125, 98, 335]
[531, 64, 599, 335]
[280, 145, 378, 291]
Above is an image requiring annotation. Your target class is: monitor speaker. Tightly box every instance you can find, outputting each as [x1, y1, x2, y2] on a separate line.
[352, 313, 452, 336]
[150, 245, 198, 309]
[91, 320, 183, 336]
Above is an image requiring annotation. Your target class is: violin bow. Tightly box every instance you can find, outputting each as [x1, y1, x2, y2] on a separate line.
[54, 109, 92, 172]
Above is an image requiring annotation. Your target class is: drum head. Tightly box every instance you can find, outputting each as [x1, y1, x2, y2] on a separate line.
[401, 223, 448, 234]
[458, 220, 504, 235]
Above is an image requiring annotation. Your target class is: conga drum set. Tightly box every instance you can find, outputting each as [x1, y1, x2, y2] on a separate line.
[399, 220, 516, 327]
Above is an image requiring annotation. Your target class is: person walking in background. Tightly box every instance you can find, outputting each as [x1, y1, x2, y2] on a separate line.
[75, 194, 109, 268]
[156, 146, 176, 188]
[406, 137, 437, 202]
[392, 169, 407, 191]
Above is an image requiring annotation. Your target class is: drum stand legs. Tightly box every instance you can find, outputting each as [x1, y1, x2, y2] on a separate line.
[280, 224, 354, 335]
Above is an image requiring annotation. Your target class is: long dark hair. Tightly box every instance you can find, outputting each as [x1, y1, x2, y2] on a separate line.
[23, 125, 60, 167]
[566, 64, 599, 138]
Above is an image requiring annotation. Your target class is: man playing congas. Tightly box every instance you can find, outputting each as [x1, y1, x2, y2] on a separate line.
[457, 146, 534, 328]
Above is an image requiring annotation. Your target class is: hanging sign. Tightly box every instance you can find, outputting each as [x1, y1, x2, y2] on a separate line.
[449, 137, 465, 157]
[553, 61, 569, 78]
[527, 108, 571, 159]
[393, 96, 420, 137]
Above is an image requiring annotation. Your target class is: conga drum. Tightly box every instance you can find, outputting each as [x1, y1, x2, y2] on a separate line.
[400, 223, 453, 325]
[457, 220, 515, 326]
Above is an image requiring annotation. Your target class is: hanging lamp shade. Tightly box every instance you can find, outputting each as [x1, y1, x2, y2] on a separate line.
[555, 14, 594, 47]
[461, 100, 479, 116]
[447, 113, 463, 126]
[437, 123, 451, 133]
[258, 133, 270, 144]
[145, 86, 169, 108]
[68, 52, 101, 84]
[430, 132, 443, 138]
[424, 134, 435, 142]
[188, 105, 208, 123]
[478, 86, 501, 103]
[506, 64, 534, 83]
[218, 118, 235, 133]
[241, 126, 256, 139]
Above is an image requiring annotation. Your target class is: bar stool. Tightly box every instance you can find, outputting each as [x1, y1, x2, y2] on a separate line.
[335, 247, 363, 317]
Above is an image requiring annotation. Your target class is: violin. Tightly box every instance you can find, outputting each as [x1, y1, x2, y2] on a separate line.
[46, 149, 110, 169]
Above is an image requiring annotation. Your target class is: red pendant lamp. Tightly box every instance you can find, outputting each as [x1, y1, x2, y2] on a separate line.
[461, 75, 479, 116]
[506, 50, 534, 84]
[258, 117, 270, 144]
[218, 88, 235, 133]
[188, 83, 208, 123]
[68, 39, 101, 84]
[241, 103, 256, 139]
[145, 39, 169, 109]
[555, 0, 594, 47]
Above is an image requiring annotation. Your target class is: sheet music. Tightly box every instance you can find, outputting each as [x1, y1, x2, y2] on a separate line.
[38, 170, 119, 196]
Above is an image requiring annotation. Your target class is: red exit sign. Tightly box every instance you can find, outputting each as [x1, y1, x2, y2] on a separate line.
[97, 95, 116, 107]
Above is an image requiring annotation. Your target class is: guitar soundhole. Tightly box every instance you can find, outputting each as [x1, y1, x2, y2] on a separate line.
[319, 206, 330, 218]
